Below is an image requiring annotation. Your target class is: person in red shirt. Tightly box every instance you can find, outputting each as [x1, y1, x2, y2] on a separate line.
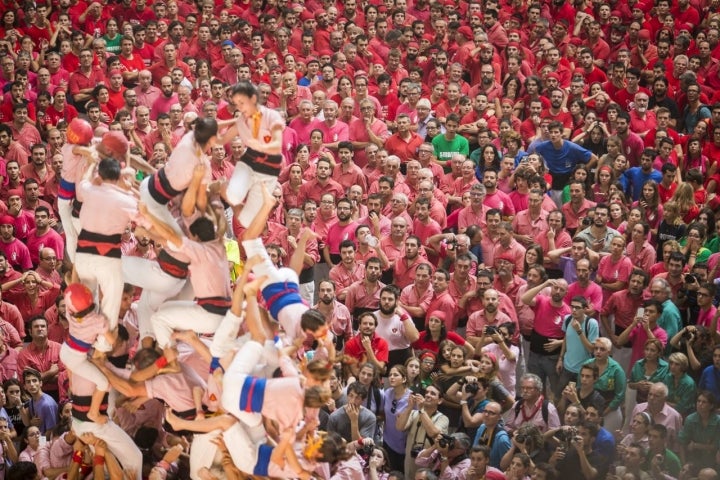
[343, 311, 389, 377]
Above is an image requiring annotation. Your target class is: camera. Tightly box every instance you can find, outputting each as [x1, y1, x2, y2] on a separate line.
[556, 426, 577, 451]
[581, 217, 592, 226]
[446, 239, 457, 251]
[410, 385, 426, 396]
[436, 434, 455, 449]
[485, 325, 499, 336]
[685, 273, 699, 283]
[516, 433, 527, 444]
[360, 444, 374, 458]
[410, 445, 423, 458]
[465, 382, 479, 396]
[682, 329, 695, 341]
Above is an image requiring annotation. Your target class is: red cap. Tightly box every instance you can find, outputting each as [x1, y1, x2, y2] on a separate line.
[610, 10, 622, 17]
[109, 69, 123, 77]
[429, 310, 446, 321]
[354, 70, 368, 78]
[457, 26, 473, 40]
[0, 216, 13, 226]
[638, 29, 651, 40]
[318, 49, 333, 57]
[408, 41, 419, 49]
[313, 9, 326, 19]
[483, 351, 498, 365]
[66, 118, 93, 145]
[6, 189, 21, 199]
[65, 283, 94, 314]
[420, 351, 437, 362]
[98, 131, 129, 160]
[497, 252, 516, 263]
[300, 10, 314, 21]
[569, 37, 583, 47]
[422, 33, 434, 42]
[545, 72, 561, 81]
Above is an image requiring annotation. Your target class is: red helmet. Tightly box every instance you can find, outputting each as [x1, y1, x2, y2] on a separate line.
[97, 131, 129, 160]
[64, 283, 94, 314]
[66, 118, 93, 146]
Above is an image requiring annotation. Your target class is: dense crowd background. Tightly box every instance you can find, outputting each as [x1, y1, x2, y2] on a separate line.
[0, 0, 718, 478]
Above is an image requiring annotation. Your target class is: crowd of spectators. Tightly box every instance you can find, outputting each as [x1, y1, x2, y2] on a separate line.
[0, 0, 718, 478]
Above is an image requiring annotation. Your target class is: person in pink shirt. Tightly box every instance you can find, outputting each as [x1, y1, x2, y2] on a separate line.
[329, 240, 366, 302]
[60, 283, 115, 425]
[25, 206, 63, 268]
[76, 156, 139, 332]
[425, 269, 458, 331]
[399, 263, 435, 330]
[217, 81, 286, 229]
[615, 299, 669, 368]
[596, 235, 634, 303]
[458, 183, 490, 233]
[393, 235, 429, 290]
[565, 259, 603, 318]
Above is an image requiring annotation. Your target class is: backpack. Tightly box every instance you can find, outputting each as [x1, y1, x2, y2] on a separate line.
[514, 398, 550, 425]
[563, 315, 591, 338]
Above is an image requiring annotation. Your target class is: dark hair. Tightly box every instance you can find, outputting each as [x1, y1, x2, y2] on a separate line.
[189, 216, 216, 242]
[7, 461, 38, 480]
[300, 308, 327, 333]
[347, 381, 369, 399]
[193, 117, 218, 147]
[97, 157, 121, 181]
[230, 80, 258, 99]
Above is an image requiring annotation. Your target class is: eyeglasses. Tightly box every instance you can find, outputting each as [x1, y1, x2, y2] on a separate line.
[571, 305, 583, 310]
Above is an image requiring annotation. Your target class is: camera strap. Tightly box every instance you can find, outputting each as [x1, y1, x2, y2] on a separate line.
[412, 410, 440, 447]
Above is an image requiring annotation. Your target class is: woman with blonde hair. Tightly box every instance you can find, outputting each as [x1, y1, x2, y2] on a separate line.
[664, 351, 696, 416]
[671, 182, 700, 224]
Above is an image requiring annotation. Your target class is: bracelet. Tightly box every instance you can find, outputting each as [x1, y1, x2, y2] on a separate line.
[157, 460, 172, 471]
[72, 450, 83, 464]
[460, 400, 468, 405]
[93, 455, 105, 466]
[400, 314, 410, 322]
[155, 356, 168, 369]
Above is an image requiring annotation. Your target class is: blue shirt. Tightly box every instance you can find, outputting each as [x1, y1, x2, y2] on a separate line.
[473, 424, 511, 468]
[699, 365, 720, 401]
[530, 140, 592, 177]
[622, 167, 663, 201]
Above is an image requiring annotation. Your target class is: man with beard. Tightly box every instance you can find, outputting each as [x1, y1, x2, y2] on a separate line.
[324, 196, 359, 261]
[615, 111, 644, 167]
[621, 149, 662, 201]
[298, 158, 345, 206]
[343, 312, 389, 377]
[150, 76, 178, 121]
[482, 169, 514, 220]
[25, 207, 63, 268]
[413, 198, 442, 264]
[0, 216, 31, 271]
[468, 63, 503, 102]
[277, 209, 318, 303]
[425, 269, 458, 331]
[565, 259, 602, 317]
[649, 79, 679, 123]
[521, 279, 571, 400]
[628, 92, 657, 139]
[542, 89, 572, 138]
[531, 122, 597, 207]
[329, 240, 365, 303]
[467, 288, 515, 351]
[575, 203, 620, 254]
[344, 257, 385, 326]
[601, 270, 648, 371]
[315, 280, 352, 351]
[399, 263, 434, 330]
[374, 285, 419, 368]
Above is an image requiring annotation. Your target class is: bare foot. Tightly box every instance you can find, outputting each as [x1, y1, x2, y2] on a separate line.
[243, 275, 268, 297]
[164, 406, 182, 431]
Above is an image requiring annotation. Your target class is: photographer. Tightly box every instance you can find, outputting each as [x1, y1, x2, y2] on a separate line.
[549, 421, 609, 480]
[415, 432, 471, 480]
[446, 376, 491, 439]
[472, 401, 511, 468]
[396, 384, 450, 479]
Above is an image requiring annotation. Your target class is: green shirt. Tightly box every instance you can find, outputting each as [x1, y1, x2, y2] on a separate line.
[679, 412, 720, 467]
[644, 448, 681, 477]
[432, 134, 470, 161]
[582, 357, 626, 411]
[663, 372, 697, 416]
